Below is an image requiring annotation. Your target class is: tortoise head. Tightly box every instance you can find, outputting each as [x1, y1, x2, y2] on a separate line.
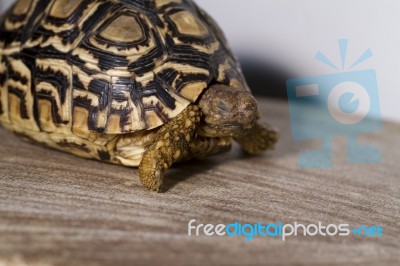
[198, 84, 259, 138]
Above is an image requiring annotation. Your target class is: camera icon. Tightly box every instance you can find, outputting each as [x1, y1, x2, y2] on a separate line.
[287, 69, 382, 168]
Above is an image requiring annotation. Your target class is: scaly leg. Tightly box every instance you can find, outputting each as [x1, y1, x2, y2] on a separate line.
[189, 136, 232, 160]
[235, 123, 279, 155]
[139, 105, 201, 192]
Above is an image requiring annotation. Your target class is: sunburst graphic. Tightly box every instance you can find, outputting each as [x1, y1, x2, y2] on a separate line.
[286, 38, 382, 168]
[315, 39, 373, 70]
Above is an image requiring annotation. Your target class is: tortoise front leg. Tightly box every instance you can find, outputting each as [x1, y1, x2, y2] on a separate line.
[235, 123, 279, 155]
[139, 105, 201, 192]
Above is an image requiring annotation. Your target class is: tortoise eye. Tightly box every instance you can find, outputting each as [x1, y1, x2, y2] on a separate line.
[217, 100, 230, 113]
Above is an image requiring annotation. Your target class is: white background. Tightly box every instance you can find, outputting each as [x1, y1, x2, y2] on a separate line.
[1, 0, 399, 122]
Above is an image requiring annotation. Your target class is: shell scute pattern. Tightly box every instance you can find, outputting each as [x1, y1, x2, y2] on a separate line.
[0, 0, 248, 138]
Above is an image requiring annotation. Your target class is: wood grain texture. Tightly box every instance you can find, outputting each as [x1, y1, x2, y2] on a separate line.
[0, 98, 399, 266]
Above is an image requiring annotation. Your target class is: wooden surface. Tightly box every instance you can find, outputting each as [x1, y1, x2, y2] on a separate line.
[0, 98, 399, 266]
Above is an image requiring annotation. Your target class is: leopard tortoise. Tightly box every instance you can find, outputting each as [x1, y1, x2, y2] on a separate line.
[0, 0, 278, 192]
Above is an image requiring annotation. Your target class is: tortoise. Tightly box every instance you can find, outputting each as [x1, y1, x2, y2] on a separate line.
[0, 0, 278, 192]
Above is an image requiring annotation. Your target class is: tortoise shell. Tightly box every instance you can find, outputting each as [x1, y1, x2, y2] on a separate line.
[0, 0, 248, 136]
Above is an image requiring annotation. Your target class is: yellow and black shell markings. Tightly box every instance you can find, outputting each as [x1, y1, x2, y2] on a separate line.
[0, 0, 248, 164]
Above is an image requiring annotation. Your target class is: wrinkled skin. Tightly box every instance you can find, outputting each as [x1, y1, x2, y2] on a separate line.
[139, 84, 279, 192]
[198, 85, 259, 138]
